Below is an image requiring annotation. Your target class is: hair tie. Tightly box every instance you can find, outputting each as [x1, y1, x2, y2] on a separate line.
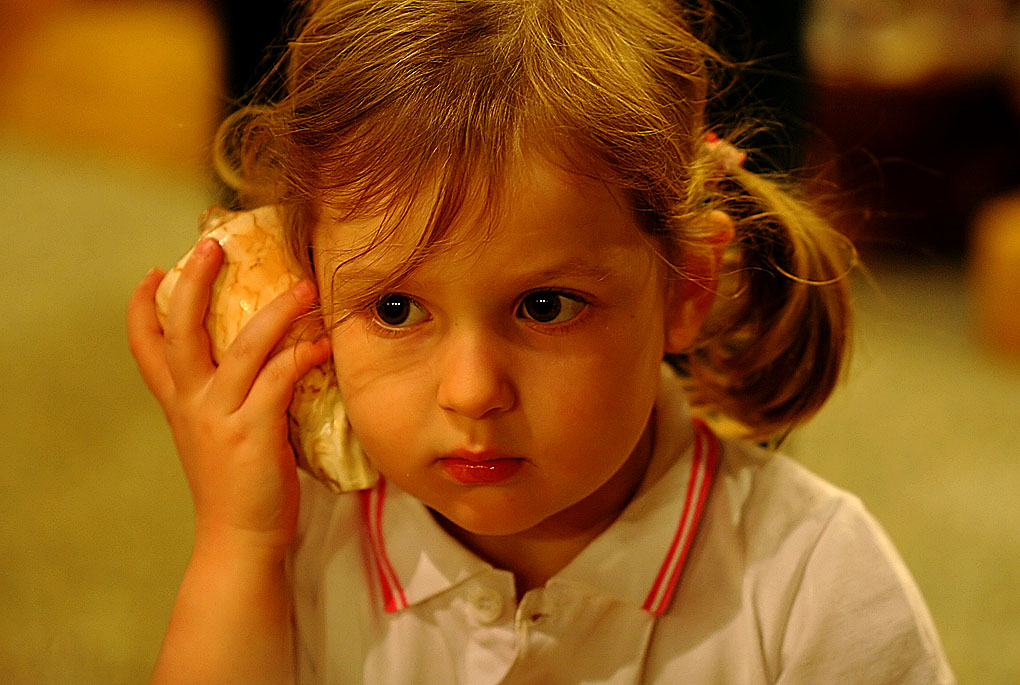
[704, 131, 747, 176]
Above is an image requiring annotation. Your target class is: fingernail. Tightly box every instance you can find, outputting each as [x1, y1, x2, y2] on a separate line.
[293, 280, 317, 301]
[196, 238, 218, 256]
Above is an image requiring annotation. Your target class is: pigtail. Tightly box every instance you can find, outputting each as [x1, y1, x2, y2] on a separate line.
[678, 141, 856, 441]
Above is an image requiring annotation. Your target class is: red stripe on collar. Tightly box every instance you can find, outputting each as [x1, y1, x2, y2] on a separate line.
[362, 420, 720, 616]
[642, 418, 720, 615]
[359, 478, 408, 613]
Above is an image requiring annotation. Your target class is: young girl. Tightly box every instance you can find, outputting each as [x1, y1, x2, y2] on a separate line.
[128, 0, 954, 682]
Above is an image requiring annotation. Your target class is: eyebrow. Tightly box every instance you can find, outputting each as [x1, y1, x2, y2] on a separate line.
[520, 260, 617, 284]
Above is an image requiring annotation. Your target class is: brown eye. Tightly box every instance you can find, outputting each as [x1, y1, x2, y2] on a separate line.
[374, 294, 427, 327]
[517, 291, 586, 324]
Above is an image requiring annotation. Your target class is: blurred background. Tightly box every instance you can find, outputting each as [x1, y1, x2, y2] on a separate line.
[1, 0, 1018, 682]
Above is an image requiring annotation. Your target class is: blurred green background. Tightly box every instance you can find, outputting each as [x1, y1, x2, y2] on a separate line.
[1, 1, 1018, 682]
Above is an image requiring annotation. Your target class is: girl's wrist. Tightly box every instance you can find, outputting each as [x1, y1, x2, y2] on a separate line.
[191, 521, 295, 568]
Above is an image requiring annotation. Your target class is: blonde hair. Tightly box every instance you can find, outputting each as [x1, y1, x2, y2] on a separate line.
[216, 0, 854, 441]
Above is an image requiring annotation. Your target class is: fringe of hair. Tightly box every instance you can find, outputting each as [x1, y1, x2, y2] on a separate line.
[212, 0, 856, 442]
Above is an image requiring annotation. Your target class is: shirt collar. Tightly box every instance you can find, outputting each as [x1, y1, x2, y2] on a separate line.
[360, 366, 720, 615]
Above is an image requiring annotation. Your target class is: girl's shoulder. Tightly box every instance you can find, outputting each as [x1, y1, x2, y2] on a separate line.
[716, 437, 854, 537]
[688, 435, 954, 683]
[710, 434, 894, 573]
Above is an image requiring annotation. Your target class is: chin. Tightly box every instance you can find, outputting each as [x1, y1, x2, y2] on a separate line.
[432, 500, 544, 539]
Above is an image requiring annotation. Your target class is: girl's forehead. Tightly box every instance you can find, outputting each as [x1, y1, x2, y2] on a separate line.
[313, 179, 495, 264]
[311, 153, 650, 303]
[315, 152, 633, 258]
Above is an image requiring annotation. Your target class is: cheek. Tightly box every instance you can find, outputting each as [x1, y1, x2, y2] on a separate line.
[554, 314, 664, 436]
[590, 303, 668, 389]
[328, 326, 369, 394]
[529, 337, 661, 445]
[328, 326, 431, 447]
[329, 328, 387, 428]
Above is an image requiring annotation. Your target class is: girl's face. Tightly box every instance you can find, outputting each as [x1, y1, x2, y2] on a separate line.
[314, 157, 689, 541]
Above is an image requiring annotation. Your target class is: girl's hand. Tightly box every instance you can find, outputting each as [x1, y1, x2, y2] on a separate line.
[127, 239, 332, 558]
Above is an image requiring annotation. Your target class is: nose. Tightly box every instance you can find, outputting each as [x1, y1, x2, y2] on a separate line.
[435, 327, 516, 420]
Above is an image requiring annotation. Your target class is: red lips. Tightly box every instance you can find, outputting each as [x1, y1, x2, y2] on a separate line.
[438, 450, 525, 485]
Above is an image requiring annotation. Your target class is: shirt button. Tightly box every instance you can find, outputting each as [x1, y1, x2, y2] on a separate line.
[469, 587, 505, 624]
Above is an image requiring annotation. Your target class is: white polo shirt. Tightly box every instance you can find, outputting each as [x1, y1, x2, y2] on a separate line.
[290, 368, 954, 683]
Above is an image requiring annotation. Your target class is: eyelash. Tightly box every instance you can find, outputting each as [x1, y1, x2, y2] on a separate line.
[361, 289, 591, 337]
[516, 290, 589, 329]
[366, 293, 429, 337]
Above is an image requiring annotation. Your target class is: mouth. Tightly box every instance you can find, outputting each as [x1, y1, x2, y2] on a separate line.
[437, 449, 526, 486]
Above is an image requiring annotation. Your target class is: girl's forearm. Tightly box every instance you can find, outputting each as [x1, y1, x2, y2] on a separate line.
[151, 539, 295, 684]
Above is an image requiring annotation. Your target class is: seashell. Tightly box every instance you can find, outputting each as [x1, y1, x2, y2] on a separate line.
[154, 205, 377, 493]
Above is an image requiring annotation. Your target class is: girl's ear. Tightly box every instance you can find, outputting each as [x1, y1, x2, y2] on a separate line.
[664, 210, 734, 354]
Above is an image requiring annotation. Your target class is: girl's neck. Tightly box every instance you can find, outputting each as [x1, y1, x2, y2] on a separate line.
[434, 421, 656, 598]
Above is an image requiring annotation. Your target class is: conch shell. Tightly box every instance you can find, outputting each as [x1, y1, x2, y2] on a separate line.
[154, 205, 377, 493]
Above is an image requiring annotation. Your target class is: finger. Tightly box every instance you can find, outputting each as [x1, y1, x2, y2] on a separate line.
[163, 238, 222, 391]
[209, 281, 320, 411]
[127, 268, 176, 405]
[248, 337, 333, 416]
